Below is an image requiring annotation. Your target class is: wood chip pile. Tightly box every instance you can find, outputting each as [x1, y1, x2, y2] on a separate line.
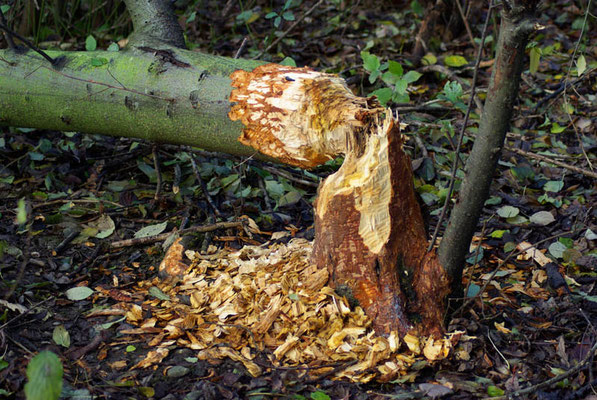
[121, 238, 455, 382]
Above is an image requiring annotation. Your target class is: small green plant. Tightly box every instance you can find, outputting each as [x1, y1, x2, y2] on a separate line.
[361, 51, 422, 106]
[265, 0, 297, 28]
[437, 81, 466, 112]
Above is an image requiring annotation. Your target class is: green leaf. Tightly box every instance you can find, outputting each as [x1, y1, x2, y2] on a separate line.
[265, 12, 278, 19]
[52, 325, 71, 348]
[0, 175, 14, 184]
[310, 391, 331, 400]
[394, 78, 408, 94]
[411, 0, 424, 17]
[487, 385, 504, 397]
[29, 152, 44, 161]
[137, 160, 156, 181]
[549, 241, 567, 259]
[282, 11, 295, 21]
[90, 57, 108, 66]
[126, 345, 136, 352]
[444, 55, 468, 67]
[485, 196, 501, 206]
[382, 70, 400, 85]
[576, 54, 586, 76]
[529, 47, 541, 74]
[138, 387, 155, 398]
[550, 123, 566, 133]
[421, 53, 437, 65]
[466, 283, 481, 297]
[24, 351, 63, 400]
[237, 10, 258, 23]
[65, 286, 94, 301]
[387, 60, 403, 77]
[490, 229, 508, 238]
[370, 88, 392, 106]
[186, 11, 196, 23]
[361, 51, 380, 73]
[149, 286, 171, 301]
[402, 70, 422, 84]
[0, 357, 9, 371]
[277, 191, 302, 207]
[280, 56, 297, 67]
[0, 5, 10, 13]
[16, 198, 27, 225]
[85, 35, 97, 52]
[107, 42, 120, 52]
[530, 211, 555, 226]
[543, 180, 564, 193]
[134, 221, 168, 238]
[497, 205, 519, 218]
[369, 69, 381, 84]
[441, 81, 463, 103]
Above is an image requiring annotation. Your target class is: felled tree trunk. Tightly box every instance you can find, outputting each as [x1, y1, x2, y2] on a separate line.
[229, 64, 450, 336]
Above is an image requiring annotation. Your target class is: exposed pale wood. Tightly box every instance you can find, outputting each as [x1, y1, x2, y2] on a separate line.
[229, 64, 450, 337]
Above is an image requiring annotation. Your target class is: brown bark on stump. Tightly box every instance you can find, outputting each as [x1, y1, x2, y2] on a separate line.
[229, 64, 450, 337]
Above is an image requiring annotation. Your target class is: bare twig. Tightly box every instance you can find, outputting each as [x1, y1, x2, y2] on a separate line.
[234, 37, 248, 59]
[493, 340, 597, 399]
[506, 146, 597, 179]
[188, 151, 222, 217]
[0, 22, 57, 65]
[0, 297, 53, 331]
[259, 165, 319, 188]
[562, 0, 593, 171]
[110, 221, 243, 249]
[152, 144, 163, 201]
[455, 0, 477, 51]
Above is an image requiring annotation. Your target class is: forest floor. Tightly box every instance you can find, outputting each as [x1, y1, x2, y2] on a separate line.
[0, 0, 596, 399]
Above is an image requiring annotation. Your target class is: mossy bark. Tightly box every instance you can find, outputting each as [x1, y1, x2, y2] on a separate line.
[0, 47, 263, 157]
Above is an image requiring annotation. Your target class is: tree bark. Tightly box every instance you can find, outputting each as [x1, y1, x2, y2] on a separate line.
[124, 0, 185, 48]
[229, 64, 450, 336]
[0, 47, 263, 157]
[438, 1, 540, 290]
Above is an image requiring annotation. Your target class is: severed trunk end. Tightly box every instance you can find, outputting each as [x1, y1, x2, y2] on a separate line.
[229, 64, 450, 338]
